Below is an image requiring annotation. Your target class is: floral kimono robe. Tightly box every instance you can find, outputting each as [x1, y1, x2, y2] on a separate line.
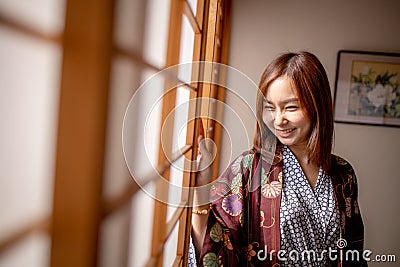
[199, 147, 366, 267]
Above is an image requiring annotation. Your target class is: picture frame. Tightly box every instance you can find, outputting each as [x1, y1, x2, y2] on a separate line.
[333, 50, 400, 127]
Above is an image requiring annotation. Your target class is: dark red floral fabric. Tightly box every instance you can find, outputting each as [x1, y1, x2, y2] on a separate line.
[198, 148, 366, 267]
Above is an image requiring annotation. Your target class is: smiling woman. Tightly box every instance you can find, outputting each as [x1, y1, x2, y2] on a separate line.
[262, 77, 312, 153]
[193, 52, 367, 267]
[262, 76, 317, 187]
[255, 52, 334, 174]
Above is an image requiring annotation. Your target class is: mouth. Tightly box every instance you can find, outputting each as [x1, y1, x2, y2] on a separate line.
[276, 128, 295, 134]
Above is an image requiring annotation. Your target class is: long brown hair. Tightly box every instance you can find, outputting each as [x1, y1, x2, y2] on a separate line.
[253, 51, 334, 172]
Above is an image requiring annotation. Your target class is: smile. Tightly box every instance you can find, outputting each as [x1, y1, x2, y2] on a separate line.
[276, 128, 295, 133]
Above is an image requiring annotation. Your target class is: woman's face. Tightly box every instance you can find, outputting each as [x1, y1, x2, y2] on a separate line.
[262, 76, 311, 150]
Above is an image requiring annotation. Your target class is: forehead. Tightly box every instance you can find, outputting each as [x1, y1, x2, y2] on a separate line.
[264, 76, 299, 102]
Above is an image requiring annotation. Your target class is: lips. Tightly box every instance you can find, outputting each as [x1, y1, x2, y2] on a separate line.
[276, 128, 295, 133]
[275, 128, 296, 138]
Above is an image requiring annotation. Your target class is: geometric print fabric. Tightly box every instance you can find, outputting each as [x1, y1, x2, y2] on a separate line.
[279, 146, 341, 266]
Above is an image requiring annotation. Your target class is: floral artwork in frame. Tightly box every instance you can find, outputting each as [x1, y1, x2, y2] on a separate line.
[334, 50, 400, 127]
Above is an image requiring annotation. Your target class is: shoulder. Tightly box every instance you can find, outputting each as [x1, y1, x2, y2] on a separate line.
[229, 149, 257, 170]
[330, 154, 359, 195]
[216, 149, 256, 180]
[211, 150, 256, 199]
[238, 149, 257, 158]
[331, 154, 355, 174]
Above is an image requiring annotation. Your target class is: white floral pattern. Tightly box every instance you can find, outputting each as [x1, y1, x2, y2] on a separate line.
[261, 181, 282, 198]
[231, 173, 242, 195]
[348, 66, 400, 118]
[230, 155, 243, 175]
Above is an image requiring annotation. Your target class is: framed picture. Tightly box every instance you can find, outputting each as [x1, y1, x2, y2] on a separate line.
[334, 50, 400, 127]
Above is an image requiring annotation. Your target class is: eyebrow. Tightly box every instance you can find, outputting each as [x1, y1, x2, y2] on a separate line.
[265, 98, 299, 105]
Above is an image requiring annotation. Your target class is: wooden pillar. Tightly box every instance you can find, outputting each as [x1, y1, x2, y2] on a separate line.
[50, 0, 114, 266]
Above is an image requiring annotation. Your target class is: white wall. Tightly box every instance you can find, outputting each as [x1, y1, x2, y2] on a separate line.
[222, 0, 400, 265]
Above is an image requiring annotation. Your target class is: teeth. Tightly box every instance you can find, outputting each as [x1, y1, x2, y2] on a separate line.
[278, 128, 294, 133]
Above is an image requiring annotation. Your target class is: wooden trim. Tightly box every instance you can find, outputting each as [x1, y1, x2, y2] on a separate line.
[147, 0, 231, 265]
[208, 32, 221, 137]
[190, 0, 206, 75]
[0, 12, 62, 44]
[150, 1, 184, 265]
[101, 182, 139, 219]
[164, 202, 186, 241]
[201, 0, 218, 141]
[113, 46, 159, 73]
[144, 200, 186, 267]
[50, 0, 114, 266]
[176, 0, 212, 265]
[113, 45, 198, 92]
[174, 67, 203, 267]
[172, 255, 183, 267]
[0, 216, 51, 256]
[144, 257, 158, 267]
[205, 0, 218, 63]
[195, 0, 205, 31]
[211, 0, 231, 180]
[156, 145, 192, 173]
[192, 32, 202, 63]
[183, 1, 201, 34]
[101, 145, 192, 218]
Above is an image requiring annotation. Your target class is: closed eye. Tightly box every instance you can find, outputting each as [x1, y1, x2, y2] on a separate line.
[264, 105, 275, 111]
[285, 105, 299, 111]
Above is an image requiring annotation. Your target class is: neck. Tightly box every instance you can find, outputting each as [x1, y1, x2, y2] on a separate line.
[288, 143, 310, 164]
[288, 144, 319, 190]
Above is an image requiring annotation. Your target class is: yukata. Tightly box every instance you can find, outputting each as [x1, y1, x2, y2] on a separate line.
[279, 146, 340, 266]
[198, 145, 366, 267]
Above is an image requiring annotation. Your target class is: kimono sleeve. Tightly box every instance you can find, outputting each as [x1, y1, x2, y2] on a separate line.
[199, 208, 239, 266]
[199, 152, 255, 267]
[332, 155, 367, 266]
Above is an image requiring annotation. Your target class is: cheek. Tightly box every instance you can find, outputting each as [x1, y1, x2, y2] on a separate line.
[296, 114, 312, 131]
[262, 109, 274, 129]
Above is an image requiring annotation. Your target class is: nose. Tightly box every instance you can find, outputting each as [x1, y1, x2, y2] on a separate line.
[274, 110, 287, 127]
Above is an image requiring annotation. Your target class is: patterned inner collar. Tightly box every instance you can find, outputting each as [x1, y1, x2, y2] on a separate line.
[279, 145, 340, 266]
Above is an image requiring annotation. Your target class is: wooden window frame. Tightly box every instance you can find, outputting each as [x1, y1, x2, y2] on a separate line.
[0, 1, 231, 267]
[149, 0, 232, 266]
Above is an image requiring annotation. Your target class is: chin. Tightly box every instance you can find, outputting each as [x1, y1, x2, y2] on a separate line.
[278, 139, 300, 148]
[277, 138, 293, 145]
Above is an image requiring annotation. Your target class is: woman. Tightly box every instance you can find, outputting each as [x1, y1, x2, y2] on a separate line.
[192, 51, 366, 266]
